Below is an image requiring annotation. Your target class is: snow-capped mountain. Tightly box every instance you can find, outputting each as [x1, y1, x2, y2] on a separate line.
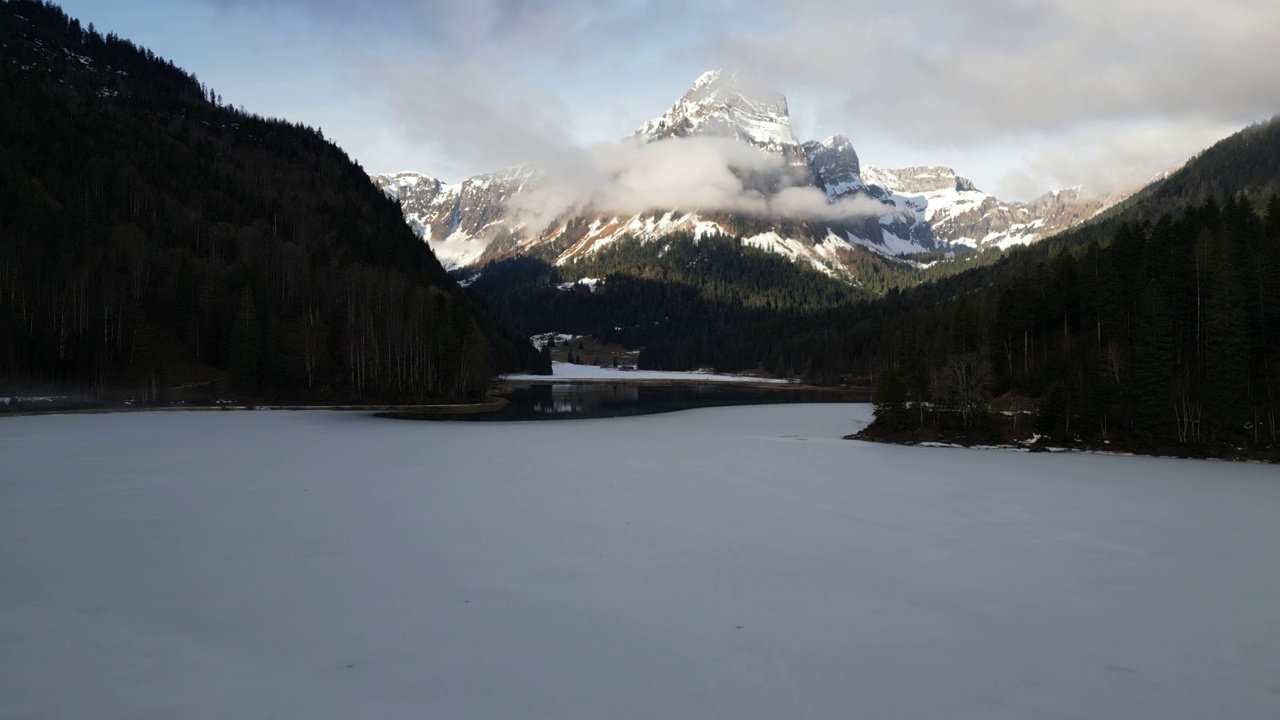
[373, 69, 1114, 272]
[863, 166, 1115, 250]
[633, 68, 810, 177]
[374, 168, 536, 269]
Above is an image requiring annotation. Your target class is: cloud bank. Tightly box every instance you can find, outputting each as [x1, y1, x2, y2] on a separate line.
[194, 0, 1280, 198]
[507, 136, 886, 233]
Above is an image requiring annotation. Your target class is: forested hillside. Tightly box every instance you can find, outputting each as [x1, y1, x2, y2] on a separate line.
[0, 0, 540, 403]
[866, 194, 1280, 455]
[843, 116, 1280, 454]
[468, 234, 873, 375]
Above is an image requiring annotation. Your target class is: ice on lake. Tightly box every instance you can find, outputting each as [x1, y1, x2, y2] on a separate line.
[2, 404, 1279, 719]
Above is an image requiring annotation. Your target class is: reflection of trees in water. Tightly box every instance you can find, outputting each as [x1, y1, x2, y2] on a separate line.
[531, 384, 641, 415]
[516, 383, 863, 420]
[376, 384, 866, 422]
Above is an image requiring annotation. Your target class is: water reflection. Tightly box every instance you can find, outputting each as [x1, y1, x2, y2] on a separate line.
[382, 383, 867, 422]
[530, 384, 640, 416]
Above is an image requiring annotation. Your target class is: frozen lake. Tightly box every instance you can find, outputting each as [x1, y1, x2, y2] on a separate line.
[2, 405, 1279, 719]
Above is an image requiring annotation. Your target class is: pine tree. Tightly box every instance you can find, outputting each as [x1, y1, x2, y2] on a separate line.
[1131, 281, 1175, 442]
[229, 288, 262, 394]
[534, 343, 553, 375]
[872, 367, 909, 431]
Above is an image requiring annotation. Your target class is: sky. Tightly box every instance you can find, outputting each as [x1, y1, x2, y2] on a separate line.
[55, 0, 1280, 201]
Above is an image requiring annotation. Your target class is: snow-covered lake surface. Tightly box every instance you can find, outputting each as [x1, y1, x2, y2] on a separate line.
[3, 405, 1279, 719]
[503, 360, 796, 383]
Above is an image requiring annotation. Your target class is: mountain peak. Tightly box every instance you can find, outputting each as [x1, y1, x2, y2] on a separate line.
[821, 135, 854, 152]
[633, 68, 795, 150]
[685, 67, 780, 104]
[689, 67, 731, 92]
[804, 136, 864, 201]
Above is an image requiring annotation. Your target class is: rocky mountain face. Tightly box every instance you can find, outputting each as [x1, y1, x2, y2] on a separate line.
[862, 166, 1116, 250]
[633, 68, 810, 178]
[373, 168, 537, 269]
[373, 69, 1116, 273]
[804, 135, 867, 200]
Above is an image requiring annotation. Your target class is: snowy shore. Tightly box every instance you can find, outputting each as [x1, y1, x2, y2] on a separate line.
[503, 361, 797, 384]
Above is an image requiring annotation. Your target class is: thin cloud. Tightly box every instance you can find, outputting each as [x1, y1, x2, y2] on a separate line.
[366, 57, 585, 179]
[727, 0, 1280, 135]
[1005, 119, 1243, 198]
[194, 0, 1280, 197]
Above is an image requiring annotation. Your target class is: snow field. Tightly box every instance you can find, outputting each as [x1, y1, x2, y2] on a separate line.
[2, 404, 1278, 719]
[503, 361, 796, 383]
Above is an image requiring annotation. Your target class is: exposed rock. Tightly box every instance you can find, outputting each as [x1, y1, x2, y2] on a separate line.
[374, 71, 1119, 271]
[865, 166, 1116, 251]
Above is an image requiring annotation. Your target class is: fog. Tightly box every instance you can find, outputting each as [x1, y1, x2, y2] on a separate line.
[503, 136, 885, 231]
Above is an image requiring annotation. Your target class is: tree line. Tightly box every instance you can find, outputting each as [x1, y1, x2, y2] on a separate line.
[1, 0, 539, 403]
[871, 195, 1280, 453]
[467, 233, 881, 376]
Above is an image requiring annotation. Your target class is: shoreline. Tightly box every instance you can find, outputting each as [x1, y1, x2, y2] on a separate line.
[850, 420, 1280, 464]
[0, 395, 510, 420]
[1, 378, 868, 420]
[502, 360, 806, 388]
[503, 376, 851, 393]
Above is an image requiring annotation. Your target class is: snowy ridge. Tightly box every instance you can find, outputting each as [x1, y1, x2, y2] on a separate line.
[504, 361, 797, 383]
[371, 167, 537, 269]
[553, 211, 728, 265]
[865, 166, 1118, 251]
[549, 212, 861, 278]
[633, 68, 797, 152]
[373, 70, 940, 272]
[372, 69, 1115, 273]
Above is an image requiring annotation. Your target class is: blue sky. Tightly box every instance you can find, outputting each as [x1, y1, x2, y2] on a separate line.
[56, 0, 1280, 200]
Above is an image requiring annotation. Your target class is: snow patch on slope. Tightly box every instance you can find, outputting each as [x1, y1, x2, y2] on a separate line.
[434, 230, 489, 270]
[555, 212, 728, 266]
